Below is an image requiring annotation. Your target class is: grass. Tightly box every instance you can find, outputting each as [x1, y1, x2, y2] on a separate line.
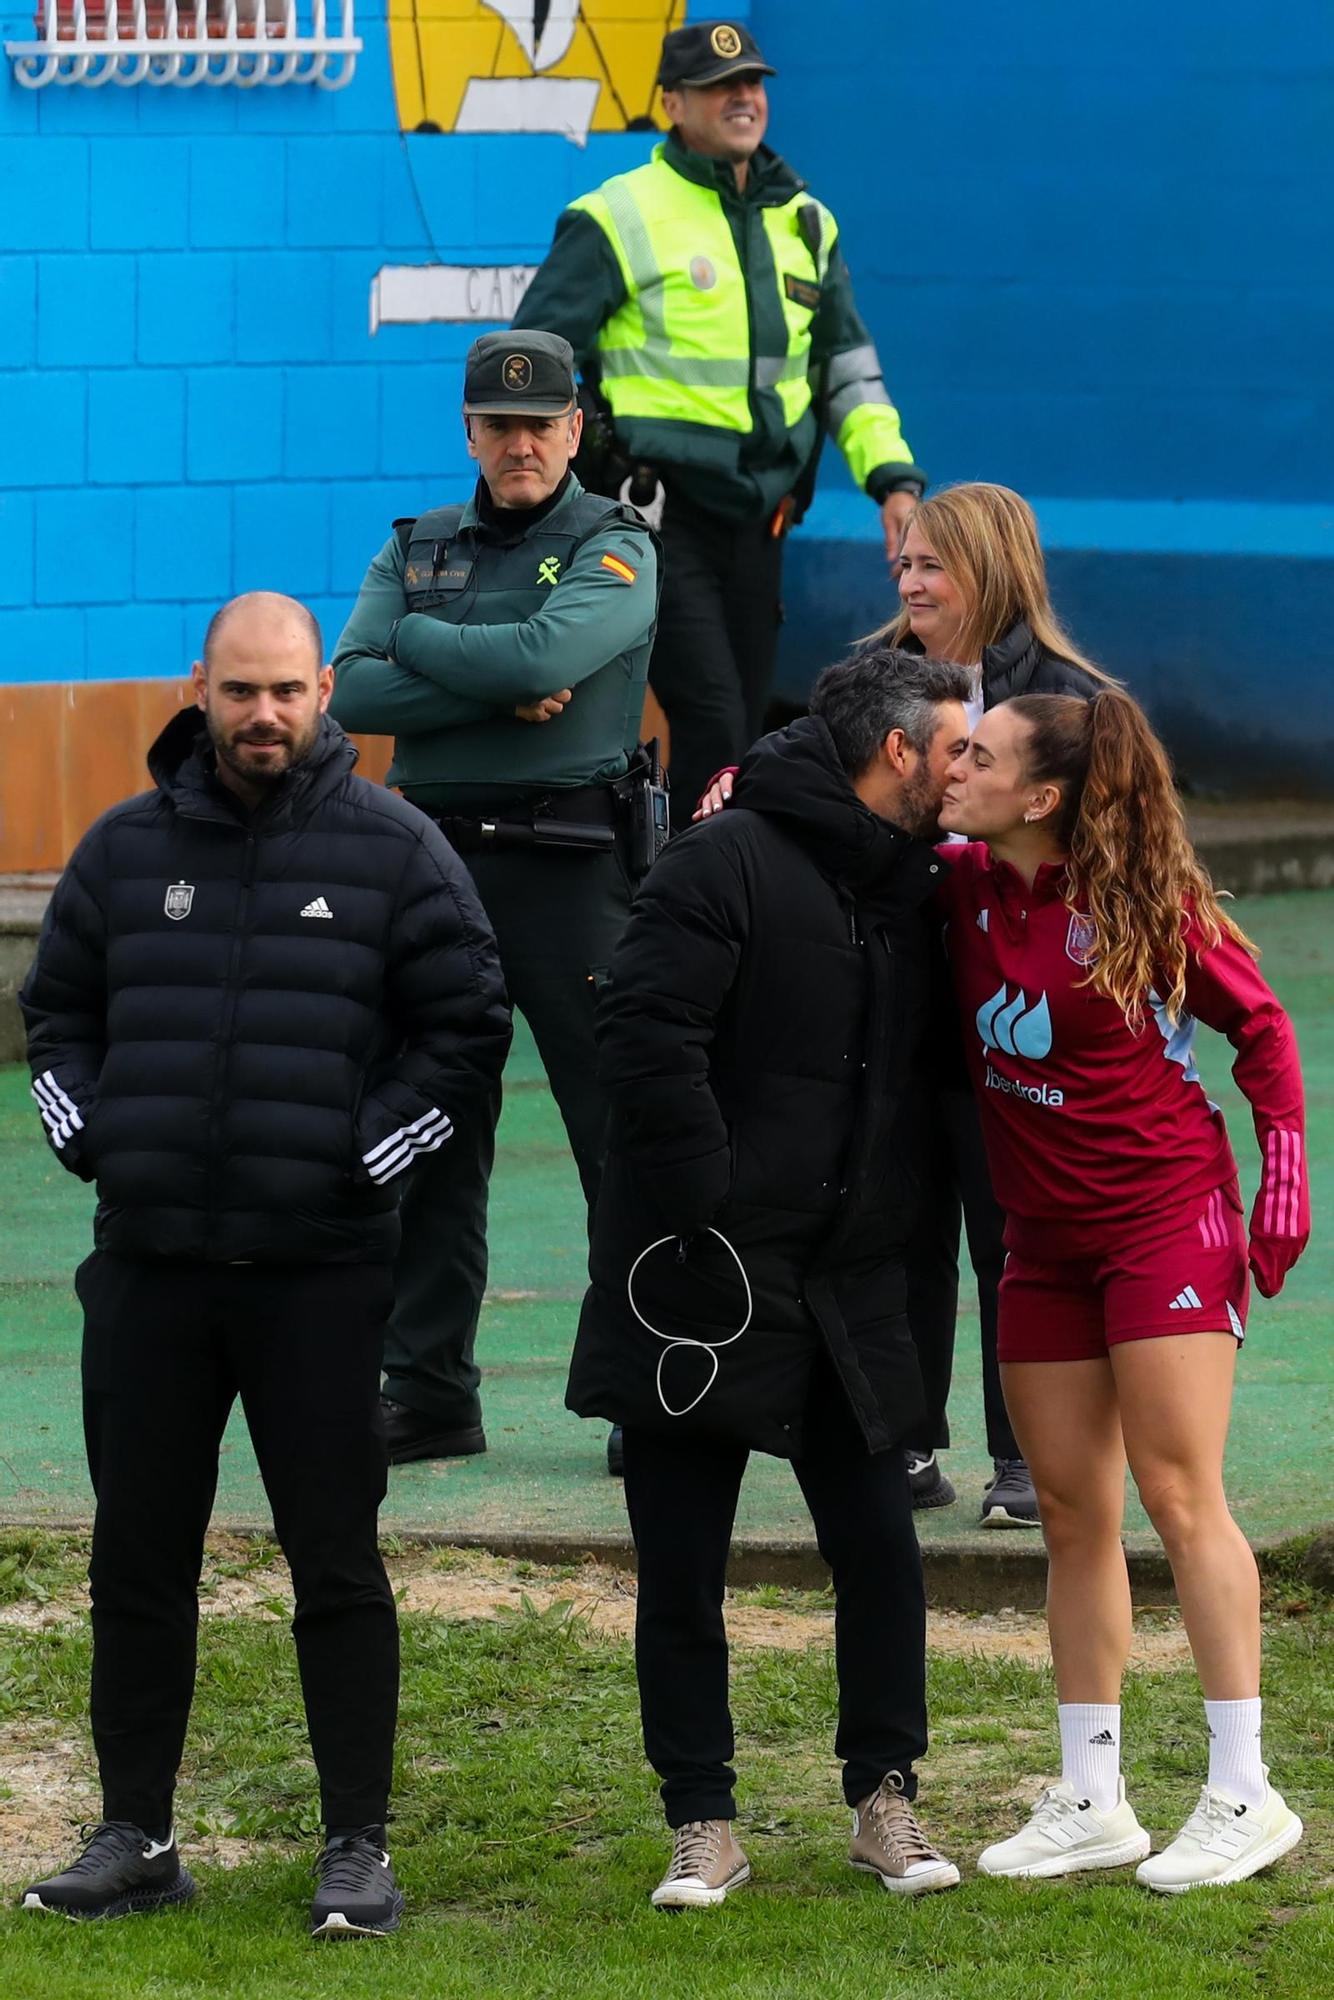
[0, 1536, 1330, 1999]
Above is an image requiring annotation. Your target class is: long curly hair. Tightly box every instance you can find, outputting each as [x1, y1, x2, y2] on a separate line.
[1008, 689, 1258, 1025]
[879, 483, 1117, 679]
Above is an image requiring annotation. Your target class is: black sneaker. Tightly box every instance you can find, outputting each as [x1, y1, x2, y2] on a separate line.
[980, 1457, 1042, 1528]
[905, 1449, 956, 1510]
[607, 1425, 625, 1478]
[22, 1822, 195, 1920]
[310, 1830, 404, 1938]
[380, 1398, 486, 1466]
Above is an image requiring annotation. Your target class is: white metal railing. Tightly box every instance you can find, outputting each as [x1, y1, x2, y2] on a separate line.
[6, 0, 360, 88]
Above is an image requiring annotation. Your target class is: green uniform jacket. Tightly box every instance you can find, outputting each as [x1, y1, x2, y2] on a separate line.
[329, 476, 658, 807]
[514, 135, 924, 525]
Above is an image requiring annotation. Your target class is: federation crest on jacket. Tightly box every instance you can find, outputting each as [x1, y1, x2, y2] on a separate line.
[164, 881, 195, 922]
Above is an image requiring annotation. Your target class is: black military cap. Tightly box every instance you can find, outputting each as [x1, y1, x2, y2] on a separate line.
[657, 20, 776, 89]
[463, 330, 577, 417]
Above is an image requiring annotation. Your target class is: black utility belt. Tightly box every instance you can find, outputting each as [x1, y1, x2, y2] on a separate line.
[424, 785, 620, 857]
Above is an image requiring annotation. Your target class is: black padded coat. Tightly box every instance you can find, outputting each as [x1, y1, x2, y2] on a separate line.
[20, 708, 511, 1265]
[566, 716, 945, 1458]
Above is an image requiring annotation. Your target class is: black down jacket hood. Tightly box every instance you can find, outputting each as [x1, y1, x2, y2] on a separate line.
[21, 708, 510, 1266]
[567, 716, 946, 1457]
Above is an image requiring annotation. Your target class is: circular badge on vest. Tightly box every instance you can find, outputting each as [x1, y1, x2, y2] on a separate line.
[503, 353, 533, 392]
[689, 256, 718, 291]
[711, 23, 742, 58]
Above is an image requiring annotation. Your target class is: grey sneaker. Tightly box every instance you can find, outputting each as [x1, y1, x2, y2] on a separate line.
[850, 1774, 960, 1895]
[905, 1449, 956, 1510]
[980, 1457, 1042, 1528]
[650, 1819, 750, 1909]
[22, 1822, 195, 1920]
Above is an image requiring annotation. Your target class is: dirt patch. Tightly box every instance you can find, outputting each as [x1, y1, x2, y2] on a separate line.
[0, 1537, 1194, 1667]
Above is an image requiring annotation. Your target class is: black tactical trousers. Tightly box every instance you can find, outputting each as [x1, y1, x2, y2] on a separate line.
[906, 1087, 1020, 1462]
[382, 842, 633, 1426]
[78, 1252, 398, 1836]
[622, 1360, 927, 1827]
[648, 493, 785, 819]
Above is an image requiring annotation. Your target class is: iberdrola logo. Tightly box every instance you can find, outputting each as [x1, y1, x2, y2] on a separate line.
[976, 986, 1053, 1061]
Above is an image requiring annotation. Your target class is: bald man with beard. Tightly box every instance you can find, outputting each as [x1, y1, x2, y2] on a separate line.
[19, 593, 510, 1938]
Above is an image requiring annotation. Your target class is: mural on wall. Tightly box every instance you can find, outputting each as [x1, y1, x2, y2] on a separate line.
[376, 0, 685, 328]
[389, 0, 685, 142]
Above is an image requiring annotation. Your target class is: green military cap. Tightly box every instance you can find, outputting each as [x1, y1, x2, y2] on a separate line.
[657, 19, 776, 89]
[463, 330, 577, 417]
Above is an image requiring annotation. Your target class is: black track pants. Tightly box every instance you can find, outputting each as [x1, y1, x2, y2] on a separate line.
[78, 1252, 398, 1835]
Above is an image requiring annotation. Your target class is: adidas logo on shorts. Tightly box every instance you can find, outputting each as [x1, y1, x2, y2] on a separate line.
[1168, 1285, 1203, 1311]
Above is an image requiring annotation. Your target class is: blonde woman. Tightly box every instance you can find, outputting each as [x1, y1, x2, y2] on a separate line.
[937, 688, 1308, 1890]
[887, 485, 1114, 1521]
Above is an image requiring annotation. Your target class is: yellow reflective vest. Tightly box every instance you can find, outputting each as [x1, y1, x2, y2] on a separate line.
[516, 138, 923, 524]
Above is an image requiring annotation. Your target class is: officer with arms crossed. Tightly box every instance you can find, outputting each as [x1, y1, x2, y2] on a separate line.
[514, 19, 925, 813]
[331, 330, 659, 1473]
[19, 593, 510, 1936]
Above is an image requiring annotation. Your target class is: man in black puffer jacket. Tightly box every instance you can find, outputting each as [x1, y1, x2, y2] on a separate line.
[567, 645, 971, 1910]
[19, 592, 510, 1938]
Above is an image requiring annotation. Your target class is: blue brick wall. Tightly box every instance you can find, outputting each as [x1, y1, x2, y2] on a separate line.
[0, 0, 1329, 737]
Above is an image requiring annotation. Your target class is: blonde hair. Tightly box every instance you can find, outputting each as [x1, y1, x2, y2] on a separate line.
[880, 483, 1115, 682]
[1009, 690, 1258, 1027]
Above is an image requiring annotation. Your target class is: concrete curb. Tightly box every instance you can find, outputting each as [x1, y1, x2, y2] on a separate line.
[10, 1516, 1324, 1612]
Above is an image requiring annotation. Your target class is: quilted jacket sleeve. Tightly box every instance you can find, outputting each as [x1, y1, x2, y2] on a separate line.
[354, 816, 513, 1189]
[19, 823, 111, 1182]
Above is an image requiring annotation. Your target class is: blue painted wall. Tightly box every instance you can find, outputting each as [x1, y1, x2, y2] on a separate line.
[0, 0, 1330, 785]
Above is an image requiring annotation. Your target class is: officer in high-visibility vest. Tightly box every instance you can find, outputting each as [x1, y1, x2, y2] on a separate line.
[514, 18, 926, 813]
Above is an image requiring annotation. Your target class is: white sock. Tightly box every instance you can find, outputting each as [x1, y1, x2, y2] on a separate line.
[1057, 1704, 1121, 1812]
[1205, 1698, 1266, 1808]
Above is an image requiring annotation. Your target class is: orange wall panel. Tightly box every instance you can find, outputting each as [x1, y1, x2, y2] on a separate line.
[0, 686, 66, 873]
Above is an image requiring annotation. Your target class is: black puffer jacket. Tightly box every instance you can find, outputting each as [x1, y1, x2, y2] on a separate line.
[20, 710, 511, 1265]
[903, 620, 1104, 705]
[979, 619, 1106, 705]
[566, 716, 945, 1457]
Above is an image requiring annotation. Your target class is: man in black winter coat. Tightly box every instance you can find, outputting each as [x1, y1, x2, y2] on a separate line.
[567, 645, 971, 1909]
[18, 593, 510, 1938]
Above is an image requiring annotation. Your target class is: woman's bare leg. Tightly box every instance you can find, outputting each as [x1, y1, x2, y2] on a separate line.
[1001, 1357, 1130, 1702]
[1110, 1332, 1258, 1698]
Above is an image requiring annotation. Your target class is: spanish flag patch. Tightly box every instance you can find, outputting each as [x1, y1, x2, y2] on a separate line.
[600, 552, 637, 584]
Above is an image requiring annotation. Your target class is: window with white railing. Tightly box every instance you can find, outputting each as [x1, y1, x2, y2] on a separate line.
[6, 0, 360, 88]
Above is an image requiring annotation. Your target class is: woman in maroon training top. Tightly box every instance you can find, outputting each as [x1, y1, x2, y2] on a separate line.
[936, 687, 1309, 1893]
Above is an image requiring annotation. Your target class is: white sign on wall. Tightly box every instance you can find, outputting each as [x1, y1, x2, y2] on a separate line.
[370, 264, 539, 333]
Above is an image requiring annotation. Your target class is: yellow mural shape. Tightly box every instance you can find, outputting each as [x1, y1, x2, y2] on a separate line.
[389, 0, 687, 142]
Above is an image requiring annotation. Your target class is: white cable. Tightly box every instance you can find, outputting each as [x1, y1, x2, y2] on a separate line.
[626, 1228, 752, 1418]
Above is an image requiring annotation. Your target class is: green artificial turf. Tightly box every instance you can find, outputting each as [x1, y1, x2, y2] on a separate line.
[2, 891, 1331, 1551]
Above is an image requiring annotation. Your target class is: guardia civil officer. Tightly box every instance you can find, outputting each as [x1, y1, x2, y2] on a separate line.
[19, 592, 510, 1937]
[330, 329, 659, 1473]
[514, 19, 925, 813]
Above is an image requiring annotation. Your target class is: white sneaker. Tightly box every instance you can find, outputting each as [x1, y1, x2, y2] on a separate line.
[977, 1778, 1151, 1879]
[1136, 1772, 1303, 1893]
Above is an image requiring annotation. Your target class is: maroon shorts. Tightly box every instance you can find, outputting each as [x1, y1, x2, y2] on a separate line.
[998, 1183, 1250, 1364]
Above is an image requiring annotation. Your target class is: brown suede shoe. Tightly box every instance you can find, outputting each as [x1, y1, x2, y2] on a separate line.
[849, 1775, 960, 1895]
[650, 1820, 751, 1909]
